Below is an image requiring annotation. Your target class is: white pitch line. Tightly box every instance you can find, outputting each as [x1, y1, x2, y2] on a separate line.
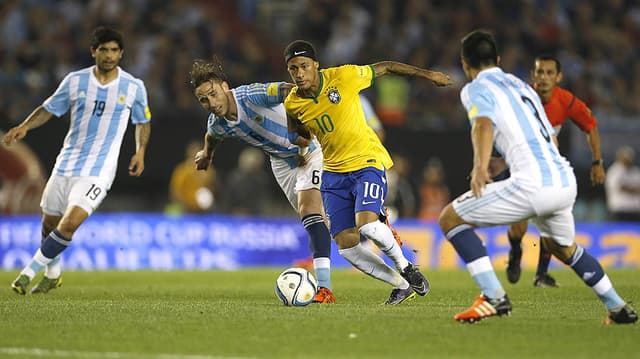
[0, 347, 253, 359]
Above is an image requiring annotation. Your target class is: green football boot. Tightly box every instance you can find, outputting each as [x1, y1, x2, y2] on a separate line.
[30, 276, 63, 294]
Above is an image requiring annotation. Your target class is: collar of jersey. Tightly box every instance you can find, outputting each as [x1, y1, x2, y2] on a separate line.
[476, 66, 502, 80]
[90, 65, 121, 87]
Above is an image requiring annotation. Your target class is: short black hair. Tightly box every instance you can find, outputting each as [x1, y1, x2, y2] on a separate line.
[534, 55, 562, 73]
[91, 26, 124, 50]
[283, 40, 317, 63]
[461, 30, 498, 68]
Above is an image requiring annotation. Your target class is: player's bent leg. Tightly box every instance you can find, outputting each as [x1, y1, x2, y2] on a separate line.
[545, 238, 636, 324]
[336, 228, 412, 303]
[382, 207, 402, 247]
[533, 238, 558, 287]
[16, 206, 88, 294]
[358, 211, 429, 296]
[439, 203, 510, 322]
[41, 214, 63, 288]
[298, 189, 334, 302]
[506, 220, 527, 284]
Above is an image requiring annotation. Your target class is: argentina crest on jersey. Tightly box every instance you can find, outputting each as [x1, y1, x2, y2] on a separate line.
[327, 86, 341, 104]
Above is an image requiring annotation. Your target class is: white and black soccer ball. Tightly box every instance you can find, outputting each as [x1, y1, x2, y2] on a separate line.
[275, 267, 318, 306]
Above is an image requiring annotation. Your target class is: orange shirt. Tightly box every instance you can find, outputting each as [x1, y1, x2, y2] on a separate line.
[543, 86, 597, 132]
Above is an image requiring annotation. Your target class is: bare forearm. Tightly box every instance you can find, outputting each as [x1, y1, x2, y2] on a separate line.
[204, 132, 218, 157]
[472, 118, 494, 170]
[20, 106, 53, 130]
[586, 128, 602, 161]
[372, 61, 437, 80]
[135, 122, 151, 154]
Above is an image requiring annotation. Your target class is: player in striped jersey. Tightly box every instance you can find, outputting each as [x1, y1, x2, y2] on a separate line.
[283, 40, 452, 305]
[504, 55, 605, 287]
[439, 30, 636, 324]
[5, 27, 151, 295]
[188, 56, 335, 303]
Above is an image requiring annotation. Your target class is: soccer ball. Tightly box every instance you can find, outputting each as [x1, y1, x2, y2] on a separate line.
[275, 267, 318, 306]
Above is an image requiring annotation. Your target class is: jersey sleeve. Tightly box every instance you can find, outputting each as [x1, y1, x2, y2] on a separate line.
[42, 74, 72, 117]
[338, 65, 375, 93]
[567, 95, 597, 132]
[206, 114, 225, 141]
[246, 82, 286, 107]
[460, 82, 497, 125]
[131, 79, 151, 124]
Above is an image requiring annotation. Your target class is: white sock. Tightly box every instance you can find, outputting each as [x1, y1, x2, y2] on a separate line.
[359, 221, 409, 271]
[45, 255, 62, 279]
[339, 243, 409, 289]
[20, 249, 52, 280]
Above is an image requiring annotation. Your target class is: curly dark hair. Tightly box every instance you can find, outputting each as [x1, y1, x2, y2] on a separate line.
[189, 55, 227, 88]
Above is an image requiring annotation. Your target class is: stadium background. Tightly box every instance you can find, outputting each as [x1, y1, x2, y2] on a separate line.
[1, 0, 639, 270]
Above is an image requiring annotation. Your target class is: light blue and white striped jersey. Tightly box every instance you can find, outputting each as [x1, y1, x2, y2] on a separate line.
[460, 67, 573, 188]
[360, 94, 382, 132]
[43, 66, 151, 186]
[207, 82, 318, 168]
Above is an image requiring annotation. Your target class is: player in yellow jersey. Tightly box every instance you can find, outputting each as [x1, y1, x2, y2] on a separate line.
[283, 40, 452, 305]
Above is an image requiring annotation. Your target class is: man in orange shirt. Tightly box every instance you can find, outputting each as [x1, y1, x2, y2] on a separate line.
[504, 55, 605, 287]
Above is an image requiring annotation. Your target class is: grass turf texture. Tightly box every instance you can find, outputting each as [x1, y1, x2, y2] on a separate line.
[1, 269, 638, 359]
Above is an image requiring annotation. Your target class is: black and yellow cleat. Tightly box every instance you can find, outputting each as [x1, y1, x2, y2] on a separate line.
[384, 286, 417, 305]
[31, 276, 63, 294]
[11, 274, 30, 295]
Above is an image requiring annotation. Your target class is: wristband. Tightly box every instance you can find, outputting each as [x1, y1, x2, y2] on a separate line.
[592, 159, 603, 166]
[298, 146, 309, 156]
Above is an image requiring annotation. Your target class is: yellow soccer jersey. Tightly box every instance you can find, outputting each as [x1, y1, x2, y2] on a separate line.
[284, 65, 393, 173]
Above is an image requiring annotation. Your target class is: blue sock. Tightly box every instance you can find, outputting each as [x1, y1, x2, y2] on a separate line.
[302, 214, 331, 258]
[564, 245, 624, 310]
[447, 225, 504, 298]
[446, 224, 487, 263]
[302, 214, 332, 289]
[41, 229, 71, 259]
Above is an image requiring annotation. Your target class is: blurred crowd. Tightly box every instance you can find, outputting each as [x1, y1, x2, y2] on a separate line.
[1, 0, 640, 219]
[2, 0, 640, 129]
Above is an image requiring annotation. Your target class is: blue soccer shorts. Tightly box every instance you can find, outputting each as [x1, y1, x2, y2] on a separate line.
[321, 167, 387, 237]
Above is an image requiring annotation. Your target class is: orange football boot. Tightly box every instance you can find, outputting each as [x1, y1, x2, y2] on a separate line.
[313, 287, 336, 304]
[454, 294, 512, 323]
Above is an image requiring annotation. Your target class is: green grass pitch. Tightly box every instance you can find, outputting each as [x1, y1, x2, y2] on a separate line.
[0, 269, 638, 359]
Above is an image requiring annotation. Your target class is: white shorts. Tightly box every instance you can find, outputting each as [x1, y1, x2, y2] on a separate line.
[40, 175, 110, 216]
[452, 177, 577, 246]
[270, 149, 323, 212]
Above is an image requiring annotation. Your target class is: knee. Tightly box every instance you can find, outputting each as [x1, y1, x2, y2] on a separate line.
[42, 217, 60, 238]
[541, 237, 575, 263]
[508, 221, 528, 238]
[438, 204, 462, 234]
[56, 219, 80, 238]
[334, 229, 360, 250]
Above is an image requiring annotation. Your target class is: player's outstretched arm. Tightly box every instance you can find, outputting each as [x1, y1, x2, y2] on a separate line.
[129, 122, 150, 177]
[2, 106, 54, 146]
[195, 132, 219, 171]
[371, 61, 453, 86]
